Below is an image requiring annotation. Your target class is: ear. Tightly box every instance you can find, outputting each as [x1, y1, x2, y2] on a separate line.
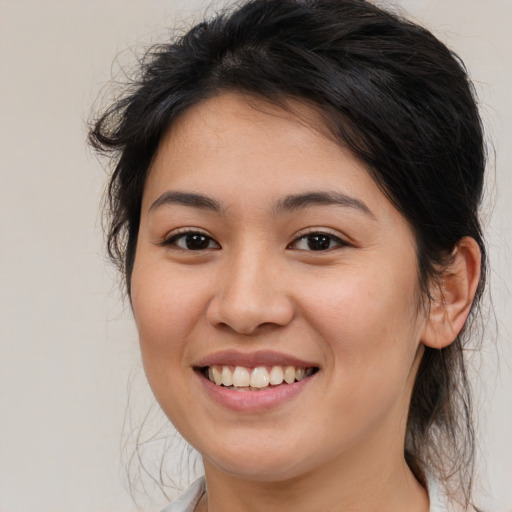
[422, 236, 481, 349]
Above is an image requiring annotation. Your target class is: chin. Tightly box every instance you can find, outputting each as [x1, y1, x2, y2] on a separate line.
[200, 437, 321, 483]
[207, 457, 309, 483]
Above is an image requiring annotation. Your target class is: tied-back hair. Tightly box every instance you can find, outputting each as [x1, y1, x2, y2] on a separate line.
[89, 0, 487, 507]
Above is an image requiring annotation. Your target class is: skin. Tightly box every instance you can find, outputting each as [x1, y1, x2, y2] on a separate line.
[130, 93, 479, 512]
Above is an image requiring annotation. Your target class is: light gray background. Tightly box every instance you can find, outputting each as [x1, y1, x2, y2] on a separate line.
[0, 1, 510, 511]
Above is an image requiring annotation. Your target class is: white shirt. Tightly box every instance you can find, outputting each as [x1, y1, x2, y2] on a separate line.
[160, 476, 449, 512]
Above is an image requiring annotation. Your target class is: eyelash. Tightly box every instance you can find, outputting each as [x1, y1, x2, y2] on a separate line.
[161, 229, 348, 252]
[287, 230, 348, 252]
[161, 229, 220, 251]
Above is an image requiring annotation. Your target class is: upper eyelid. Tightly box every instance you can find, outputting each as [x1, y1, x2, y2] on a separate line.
[158, 227, 348, 247]
[291, 228, 347, 242]
[163, 227, 213, 240]
[159, 228, 219, 247]
[287, 230, 349, 250]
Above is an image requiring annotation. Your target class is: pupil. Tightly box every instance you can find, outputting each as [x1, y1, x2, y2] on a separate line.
[186, 234, 209, 250]
[308, 234, 330, 251]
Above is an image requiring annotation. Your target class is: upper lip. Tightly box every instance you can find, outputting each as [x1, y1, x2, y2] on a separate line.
[194, 350, 319, 369]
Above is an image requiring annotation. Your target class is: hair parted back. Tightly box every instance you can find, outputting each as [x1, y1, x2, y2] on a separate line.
[89, 0, 487, 507]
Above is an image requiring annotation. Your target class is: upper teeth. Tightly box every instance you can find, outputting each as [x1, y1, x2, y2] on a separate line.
[207, 365, 314, 389]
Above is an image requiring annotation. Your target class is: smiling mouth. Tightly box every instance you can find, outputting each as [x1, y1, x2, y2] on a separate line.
[200, 365, 318, 391]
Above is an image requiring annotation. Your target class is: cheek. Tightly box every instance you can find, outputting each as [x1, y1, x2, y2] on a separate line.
[296, 268, 424, 442]
[130, 258, 211, 421]
[297, 262, 423, 381]
[132, 256, 205, 336]
[130, 256, 209, 381]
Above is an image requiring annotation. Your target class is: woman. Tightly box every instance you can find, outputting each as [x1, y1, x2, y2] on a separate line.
[89, 0, 486, 510]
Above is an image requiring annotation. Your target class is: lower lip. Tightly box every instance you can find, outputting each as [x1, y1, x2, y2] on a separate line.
[197, 371, 316, 412]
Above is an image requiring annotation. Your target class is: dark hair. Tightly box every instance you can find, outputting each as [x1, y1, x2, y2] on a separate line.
[89, 0, 486, 507]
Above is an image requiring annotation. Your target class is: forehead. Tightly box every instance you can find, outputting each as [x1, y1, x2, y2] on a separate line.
[142, 92, 401, 228]
[159, 93, 337, 164]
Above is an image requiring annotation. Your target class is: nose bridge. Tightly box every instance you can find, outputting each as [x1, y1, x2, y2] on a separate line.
[206, 241, 293, 334]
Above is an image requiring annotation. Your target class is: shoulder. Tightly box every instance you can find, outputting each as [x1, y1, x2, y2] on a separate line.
[161, 475, 452, 512]
[160, 477, 206, 512]
[427, 477, 450, 512]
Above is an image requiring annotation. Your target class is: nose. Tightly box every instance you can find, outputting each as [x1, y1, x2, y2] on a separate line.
[206, 249, 294, 335]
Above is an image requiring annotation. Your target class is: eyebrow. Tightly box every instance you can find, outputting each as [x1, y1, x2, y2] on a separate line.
[149, 191, 223, 214]
[148, 189, 374, 218]
[274, 191, 374, 218]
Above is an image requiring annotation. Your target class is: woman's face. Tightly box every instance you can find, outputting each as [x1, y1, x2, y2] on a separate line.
[131, 93, 429, 482]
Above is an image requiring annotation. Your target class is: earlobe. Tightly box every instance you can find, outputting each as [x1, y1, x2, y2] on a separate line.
[422, 237, 481, 349]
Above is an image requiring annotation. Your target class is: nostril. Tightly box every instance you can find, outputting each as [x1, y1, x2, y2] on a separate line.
[206, 292, 295, 335]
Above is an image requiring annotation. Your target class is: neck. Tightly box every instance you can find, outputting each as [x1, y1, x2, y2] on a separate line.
[200, 439, 429, 512]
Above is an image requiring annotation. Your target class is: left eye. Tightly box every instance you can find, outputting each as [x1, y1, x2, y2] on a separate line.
[165, 232, 220, 251]
[289, 233, 345, 251]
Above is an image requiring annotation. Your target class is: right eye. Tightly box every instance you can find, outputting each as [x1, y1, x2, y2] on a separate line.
[163, 231, 221, 251]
